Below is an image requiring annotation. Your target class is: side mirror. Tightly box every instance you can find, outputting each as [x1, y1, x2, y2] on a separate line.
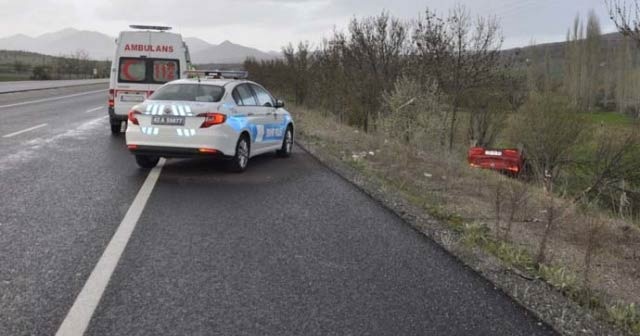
[274, 99, 285, 108]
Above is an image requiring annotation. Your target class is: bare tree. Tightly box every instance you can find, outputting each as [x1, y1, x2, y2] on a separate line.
[536, 194, 557, 264]
[502, 68, 528, 113]
[413, 5, 503, 150]
[575, 128, 640, 209]
[340, 12, 409, 131]
[282, 42, 311, 104]
[612, 38, 640, 115]
[582, 210, 604, 290]
[465, 86, 508, 148]
[502, 179, 530, 242]
[565, 12, 603, 111]
[607, 0, 640, 43]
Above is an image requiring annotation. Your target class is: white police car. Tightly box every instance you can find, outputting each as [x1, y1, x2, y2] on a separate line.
[125, 70, 294, 172]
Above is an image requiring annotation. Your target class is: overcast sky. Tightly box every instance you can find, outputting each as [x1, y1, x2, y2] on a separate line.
[0, 0, 618, 51]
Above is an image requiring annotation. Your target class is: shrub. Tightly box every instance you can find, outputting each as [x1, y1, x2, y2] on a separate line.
[378, 76, 447, 149]
[509, 92, 586, 188]
[31, 65, 51, 80]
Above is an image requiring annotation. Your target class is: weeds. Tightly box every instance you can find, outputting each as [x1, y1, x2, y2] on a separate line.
[425, 205, 466, 232]
[461, 223, 490, 247]
[607, 303, 640, 334]
[539, 264, 579, 293]
[487, 241, 536, 271]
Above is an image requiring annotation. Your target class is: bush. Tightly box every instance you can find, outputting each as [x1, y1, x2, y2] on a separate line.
[378, 76, 447, 149]
[607, 302, 640, 334]
[31, 65, 51, 80]
[509, 92, 586, 186]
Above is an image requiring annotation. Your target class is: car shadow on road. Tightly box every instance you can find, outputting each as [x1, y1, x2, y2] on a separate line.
[165, 152, 279, 172]
[156, 152, 298, 187]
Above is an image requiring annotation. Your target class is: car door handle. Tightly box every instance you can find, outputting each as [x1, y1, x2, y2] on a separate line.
[265, 112, 272, 116]
[247, 112, 255, 116]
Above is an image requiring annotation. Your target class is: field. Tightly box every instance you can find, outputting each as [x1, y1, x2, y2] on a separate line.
[0, 50, 110, 81]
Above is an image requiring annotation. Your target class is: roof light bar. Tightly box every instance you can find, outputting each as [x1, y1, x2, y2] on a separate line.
[129, 25, 172, 31]
[183, 70, 249, 80]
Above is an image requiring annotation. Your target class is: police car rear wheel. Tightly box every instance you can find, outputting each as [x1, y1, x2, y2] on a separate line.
[277, 126, 293, 158]
[229, 135, 250, 173]
[135, 155, 159, 169]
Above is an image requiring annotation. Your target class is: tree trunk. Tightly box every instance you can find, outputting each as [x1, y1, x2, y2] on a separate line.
[536, 197, 555, 264]
[448, 104, 459, 151]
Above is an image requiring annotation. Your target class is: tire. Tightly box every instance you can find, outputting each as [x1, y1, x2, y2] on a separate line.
[276, 125, 293, 158]
[135, 155, 159, 169]
[228, 135, 250, 173]
[110, 122, 120, 135]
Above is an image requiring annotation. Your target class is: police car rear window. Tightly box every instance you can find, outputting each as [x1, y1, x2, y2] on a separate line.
[150, 84, 225, 102]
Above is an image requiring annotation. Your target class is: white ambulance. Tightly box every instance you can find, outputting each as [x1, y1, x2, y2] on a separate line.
[108, 25, 192, 134]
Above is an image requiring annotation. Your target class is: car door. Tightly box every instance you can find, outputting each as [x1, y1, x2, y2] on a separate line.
[232, 83, 268, 152]
[250, 83, 282, 150]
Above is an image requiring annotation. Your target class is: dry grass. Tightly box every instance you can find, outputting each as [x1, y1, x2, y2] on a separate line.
[294, 105, 640, 333]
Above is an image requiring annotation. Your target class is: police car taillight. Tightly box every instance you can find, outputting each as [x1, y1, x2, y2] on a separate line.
[197, 113, 226, 128]
[108, 89, 115, 107]
[128, 110, 142, 125]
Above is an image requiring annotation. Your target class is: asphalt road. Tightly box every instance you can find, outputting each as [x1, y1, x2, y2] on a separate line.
[0, 79, 109, 94]
[0, 84, 558, 335]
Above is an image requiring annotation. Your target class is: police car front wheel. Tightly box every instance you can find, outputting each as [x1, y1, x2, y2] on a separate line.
[277, 126, 293, 158]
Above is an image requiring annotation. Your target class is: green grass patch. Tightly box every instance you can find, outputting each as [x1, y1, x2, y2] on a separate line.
[607, 303, 640, 334]
[585, 111, 635, 126]
[0, 72, 31, 81]
[486, 241, 536, 271]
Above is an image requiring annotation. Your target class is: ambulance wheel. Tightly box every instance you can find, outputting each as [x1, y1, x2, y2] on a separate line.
[135, 155, 159, 169]
[228, 134, 250, 173]
[110, 118, 120, 135]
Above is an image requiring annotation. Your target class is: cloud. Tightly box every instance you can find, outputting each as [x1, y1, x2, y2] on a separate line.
[0, 0, 622, 52]
[96, 0, 330, 28]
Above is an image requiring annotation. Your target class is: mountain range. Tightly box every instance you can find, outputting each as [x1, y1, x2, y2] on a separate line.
[0, 28, 280, 64]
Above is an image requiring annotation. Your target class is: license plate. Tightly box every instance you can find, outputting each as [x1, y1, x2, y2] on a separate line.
[485, 150, 502, 156]
[120, 95, 145, 102]
[152, 116, 185, 126]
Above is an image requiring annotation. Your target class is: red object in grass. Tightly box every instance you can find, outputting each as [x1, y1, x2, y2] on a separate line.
[468, 147, 524, 174]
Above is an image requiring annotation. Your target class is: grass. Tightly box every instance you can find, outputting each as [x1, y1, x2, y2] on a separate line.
[487, 241, 536, 271]
[586, 111, 636, 126]
[608, 303, 640, 334]
[0, 72, 31, 81]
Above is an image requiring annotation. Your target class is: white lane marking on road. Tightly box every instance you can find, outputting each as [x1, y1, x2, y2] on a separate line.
[2, 123, 48, 138]
[0, 89, 106, 109]
[85, 106, 103, 113]
[55, 158, 166, 336]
